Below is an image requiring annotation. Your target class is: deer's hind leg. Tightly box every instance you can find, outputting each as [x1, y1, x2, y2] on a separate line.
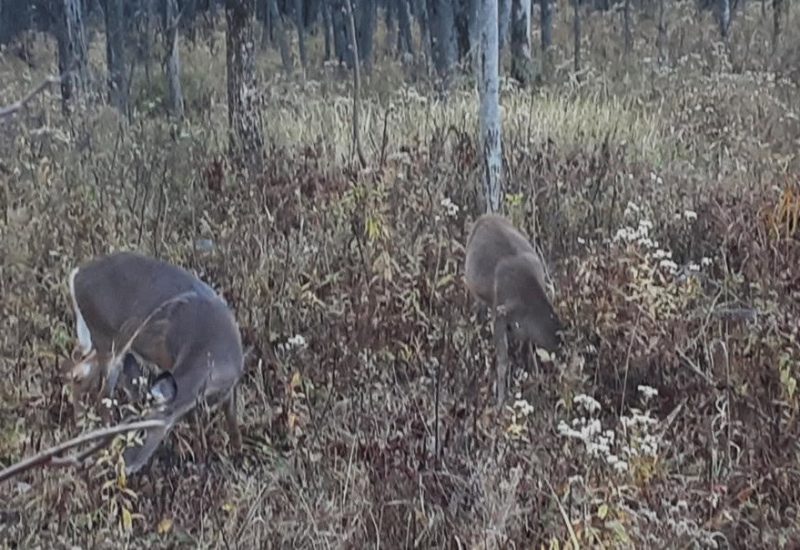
[223, 386, 242, 453]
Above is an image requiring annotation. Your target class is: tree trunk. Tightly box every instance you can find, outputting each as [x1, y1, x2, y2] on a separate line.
[322, 0, 333, 60]
[718, 0, 730, 39]
[397, 0, 414, 55]
[572, 0, 581, 72]
[269, 0, 293, 71]
[428, 0, 457, 86]
[343, 0, 366, 166]
[103, 0, 128, 113]
[139, 0, 155, 87]
[656, 0, 667, 66]
[540, 0, 552, 76]
[416, 0, 432, 65]
[623, 0, 632, 57]
[56, 0, 90, 111]
[478, 0, 502, 213]
[772, 0, 782, 53]
[356, 0, 376, 72]
[384, 0, 396, 54]
[467, 0, 480, 61]
[498, 0, 511, 52]
[332, 0, 350, 65]
[294, 0, 307, 72]
[259, 0, 272, 48]
[165, 0, 184, 118]
[225, 0, 264, 170]
[510, 0, 532, 86]
[453, 0, 472, 63]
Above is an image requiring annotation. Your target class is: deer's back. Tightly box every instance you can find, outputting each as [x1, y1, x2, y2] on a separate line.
[72, 252, 218, 361]
[465, 215, 543, 304]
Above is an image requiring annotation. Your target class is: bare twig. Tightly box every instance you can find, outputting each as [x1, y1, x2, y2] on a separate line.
[543, 476, 581, 549]
[0, 74, 68, 120]
[0, 419, 166, 484]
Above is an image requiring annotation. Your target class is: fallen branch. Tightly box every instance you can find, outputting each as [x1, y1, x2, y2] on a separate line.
[0, 74, 67, 120]
[0, 419, 166, 484]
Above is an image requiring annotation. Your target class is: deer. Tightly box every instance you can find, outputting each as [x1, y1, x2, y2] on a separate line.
[67, 251, 245, 474]
[464, 214, 563, 406]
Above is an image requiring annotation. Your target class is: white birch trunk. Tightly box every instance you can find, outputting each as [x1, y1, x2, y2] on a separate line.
[478, 0, 502, 213]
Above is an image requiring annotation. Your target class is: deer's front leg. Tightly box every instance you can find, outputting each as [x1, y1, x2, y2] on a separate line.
[493, 305, 510, 408]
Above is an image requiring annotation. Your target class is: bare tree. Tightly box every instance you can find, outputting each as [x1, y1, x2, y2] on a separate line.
[343, 0, 366, 166]
[540, 0, 552, 75]
[656, 0, 668, 66]
[478, 0, 502, 212]
[165, 0, 184, 118]
[772, 0, 783, 53]
[623, 0, 632, 57]
[269, 0, 293, 72]
[498, 0, 511, 51]
[103, 0, 128, 113]
[226, 0, 264, 170]
[397, 0, 414, 56]
[322, 0, 334, 60]
[294, 0, 307, 73]
[428, 0, 457, 87]
[718, 0, 730, 40]
[510, 0, 532, 86]
[356, 0, 377, 72]
[572, 0, 581, 72]
[55, 0, 90, 111]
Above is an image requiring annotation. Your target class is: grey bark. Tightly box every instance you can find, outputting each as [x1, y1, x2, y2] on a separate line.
[322, 0, 333, 59]
[572, 0, 581, 72]
[225, 0, 264, 170]
[498, 0, 511, 51]
[269, 0, 293, 71]
[356, 0, 376, 72]
[332, 0, 351, 65]
[718, 0, 730, 39]
[165, 0, 184, 118]
[772, 0, 782, 52]
[138, 0, 155, 87]
[510, 0, 532, 86]
[397, 0, 414, 55]
[103, 0, 128, 113]
[294, 0, 307, 71]
[623, 0, 632, 56]
[428, 0, 457, 85]
[416, 0, 432, 64]
[656, 0, 667, 66]
[467, 0, 480, 59]
[343, 0, 366, 166]
[478, 0, 503, 213]
[384, 0, 396, 53]
[56, 0, 90, 111]
[540, 0, 552, 51]
[540, 0, 552, 77]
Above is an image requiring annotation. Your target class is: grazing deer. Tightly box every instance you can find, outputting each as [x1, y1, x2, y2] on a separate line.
[68, 251, 244, 473]
[464, 214, 563, 405]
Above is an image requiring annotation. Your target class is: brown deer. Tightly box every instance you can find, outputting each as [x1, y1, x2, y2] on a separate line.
[464, 214, 563, 405]
[67, 251, 244, 474]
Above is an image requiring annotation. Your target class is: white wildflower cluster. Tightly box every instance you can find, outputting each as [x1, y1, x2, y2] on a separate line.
[101, 397, 119, 409]
[615, 202, 714, 278]
[278, 334, 308, 354]
[557, 386, 664, 476]
[513, 398, 535, 417]
[440, 197, 459, 218]
[613, 218, 656, 249]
